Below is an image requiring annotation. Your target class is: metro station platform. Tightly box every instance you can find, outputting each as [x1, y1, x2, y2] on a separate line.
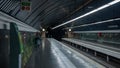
[25, 38, 105, 68]
[0, 0, 120, 68]
[62, 38, 120, 59]
[62, 38, 120, 67]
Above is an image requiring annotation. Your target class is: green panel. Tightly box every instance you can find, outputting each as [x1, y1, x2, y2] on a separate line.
[10, 23, 23, 68]
[18, 32, 24, 53]
[21, 2, 31, 6]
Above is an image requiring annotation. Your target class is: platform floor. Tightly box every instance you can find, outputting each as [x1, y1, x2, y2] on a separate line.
[70, 38, 120, 52]
[25, 38, 97, 68]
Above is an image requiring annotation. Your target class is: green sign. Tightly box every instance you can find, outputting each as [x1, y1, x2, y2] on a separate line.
[21, 1, 31, 11]
[21, 2, 30, 6]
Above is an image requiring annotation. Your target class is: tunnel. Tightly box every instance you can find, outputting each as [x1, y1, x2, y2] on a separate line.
[0, 0, 120, 68]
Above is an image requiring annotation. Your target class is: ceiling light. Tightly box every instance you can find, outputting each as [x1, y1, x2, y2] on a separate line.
[67, 18, 120, 29]
[42, 28, 45, 31]
[52, 0, 120, 29]
[69, 29, 71, 31]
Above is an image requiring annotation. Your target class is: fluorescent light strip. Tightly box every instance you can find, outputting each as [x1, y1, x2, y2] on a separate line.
[66, 18, 120, 29]
[52, 0, 120, 29]
[73, 30, 120, 33]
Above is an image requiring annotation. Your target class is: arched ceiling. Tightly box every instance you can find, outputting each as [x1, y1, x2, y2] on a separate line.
[0, 0, 119, 31]
[0, 0, 91, 29]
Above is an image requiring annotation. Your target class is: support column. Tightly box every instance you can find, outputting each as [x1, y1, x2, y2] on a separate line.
[66, 29, 73, 38]
[41, 31, 46, 38]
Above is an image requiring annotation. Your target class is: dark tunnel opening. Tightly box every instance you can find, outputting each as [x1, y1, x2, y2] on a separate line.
[46, 28, 65, 40]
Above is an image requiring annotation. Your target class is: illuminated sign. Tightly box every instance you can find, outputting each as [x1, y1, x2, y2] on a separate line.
[21, 1, 31, 11]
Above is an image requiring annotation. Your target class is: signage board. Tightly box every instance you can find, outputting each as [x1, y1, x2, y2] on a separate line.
[21, 0, 31, 11]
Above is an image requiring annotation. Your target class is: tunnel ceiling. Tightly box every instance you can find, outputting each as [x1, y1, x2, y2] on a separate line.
[0, 0, 92, 29]
[0, 0, 119, 31]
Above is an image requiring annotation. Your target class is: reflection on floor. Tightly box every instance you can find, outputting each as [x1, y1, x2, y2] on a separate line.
[25, 38, 97, 68]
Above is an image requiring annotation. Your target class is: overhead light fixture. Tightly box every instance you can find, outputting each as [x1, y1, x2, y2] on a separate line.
[52, 0, 120, 29]
[67, 18, 120, 29]
[69, 29, 71, 31]
[42, 28, 45, 31]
